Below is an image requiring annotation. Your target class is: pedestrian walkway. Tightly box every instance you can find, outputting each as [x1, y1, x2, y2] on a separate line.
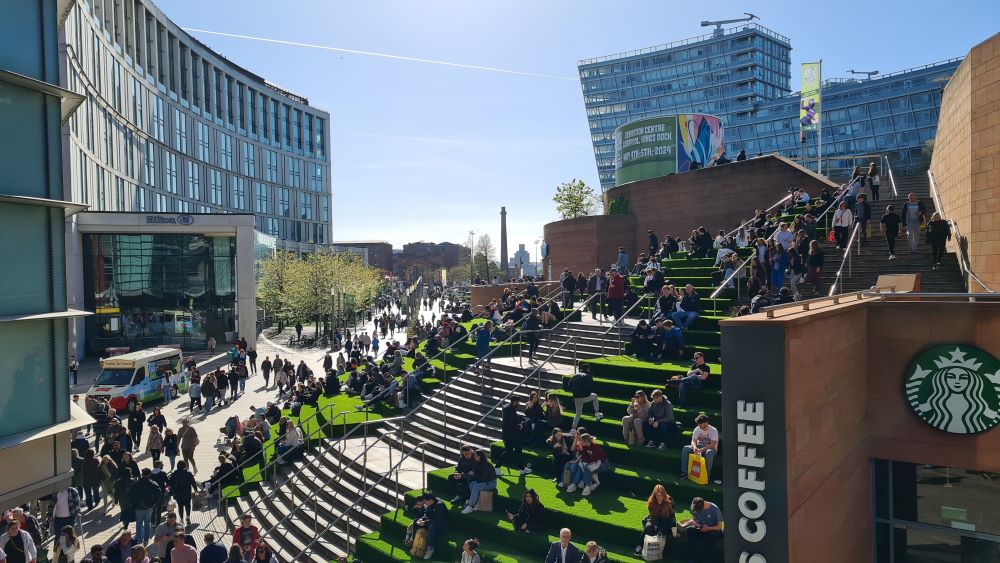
[68, 297, 436, 555]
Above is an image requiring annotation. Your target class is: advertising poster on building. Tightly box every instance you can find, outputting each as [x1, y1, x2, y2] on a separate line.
[677, 114, 725, 172]
[800, 62, 822, 132]
[613, 116, 678, 186]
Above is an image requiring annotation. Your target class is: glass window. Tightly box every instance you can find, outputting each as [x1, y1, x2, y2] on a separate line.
[218, 133, 233, 171]
[276, 187, 290, 217]
[185, 161, 201, 200]
[310, 163, 323, 192]
[264, 149, 278, 182]
[288, 157, 301, 189]
[254, 182, 268, 214]
[81, 234, 237, 354]
[164, 151, 177, 193]
[241, 141, 256, 178]
[209, 169, 223, 206]
[143, 141, 156, 187]
[196, 122, 210, 162]
[230, 177, 246, 210]
[173, 108, 187, 153]
[298, 193, 313, 220]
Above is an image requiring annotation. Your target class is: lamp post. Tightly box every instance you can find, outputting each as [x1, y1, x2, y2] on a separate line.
[469, 230, 475, 284]
[534, 238, 540, 277]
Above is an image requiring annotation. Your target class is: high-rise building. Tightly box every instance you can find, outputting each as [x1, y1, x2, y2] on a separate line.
[510, 244, 535, 276]
[0, 0, 91, 507]
[579, 22, 960, 190]
[60, 0, 332, 251]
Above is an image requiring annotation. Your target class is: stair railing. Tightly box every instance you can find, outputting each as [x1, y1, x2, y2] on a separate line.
[828, 222, 863, 296]
[881, 155, 898, 198]
[598, 293, 647, 357]
[281, 334, 583, 560]
[519, 293, 599, 369]
[723, 193, 793, 240]
[926, 170, 994, 293]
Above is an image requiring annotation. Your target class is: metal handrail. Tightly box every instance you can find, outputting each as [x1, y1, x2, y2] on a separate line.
[724, 193, 793, 240]
[882, 155, 898, 198]
[210, 401, 350, 509]
[516, 292, 599, 369]
[828, 222, 862, 297]
[284, 334, 583, 559]
[926, 170, 994, 293]
[598, 293, 647, 357]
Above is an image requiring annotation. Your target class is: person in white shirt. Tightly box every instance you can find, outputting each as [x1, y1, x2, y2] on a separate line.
[735, 227, 750, 248]
[796, 190, 811, 205]
[0, 520, 37, 563]
[832, 201, 855, 250]
[680, 414, 720, 481]
[713, 244, 736, 267]
[774, 223, 795, 250]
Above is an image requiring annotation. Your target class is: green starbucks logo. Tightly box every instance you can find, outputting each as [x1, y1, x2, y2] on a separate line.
[905, 345, 1000, 434]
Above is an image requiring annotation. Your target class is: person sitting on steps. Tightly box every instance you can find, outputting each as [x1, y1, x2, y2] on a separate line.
[506, 489, 546, 534]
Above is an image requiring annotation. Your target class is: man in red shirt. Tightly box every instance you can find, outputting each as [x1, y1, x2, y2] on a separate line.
[607, 269, 626, 320]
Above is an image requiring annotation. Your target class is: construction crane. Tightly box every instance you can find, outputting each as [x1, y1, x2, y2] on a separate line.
[701, 13, 758, 36]
[847, 69, 880, 80]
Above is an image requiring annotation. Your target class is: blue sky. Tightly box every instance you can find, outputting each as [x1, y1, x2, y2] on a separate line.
[162, 0, 1000, 257]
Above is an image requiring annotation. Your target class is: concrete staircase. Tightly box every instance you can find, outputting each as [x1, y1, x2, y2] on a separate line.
[223, 351, 581, 561]
[819, 173, 966, 294]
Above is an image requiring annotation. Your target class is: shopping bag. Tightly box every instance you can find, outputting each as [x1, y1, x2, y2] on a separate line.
[476, 490, 494, 512]
[409, 528, 428, 558]
[192, 490, 207, 511]
[642, 534, 665, 561]
[826, 230, 836, 243]
[687, 453, 709, 485]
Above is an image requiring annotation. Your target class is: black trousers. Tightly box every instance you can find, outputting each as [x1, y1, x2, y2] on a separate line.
[495, 432, 524, 469]
[931, 239, 947, 264]
[886, 233, 897, 255]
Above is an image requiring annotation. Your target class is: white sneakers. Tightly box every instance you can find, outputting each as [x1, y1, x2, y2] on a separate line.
[595, 412, 604, 421]
[565, 483, 577, 493]
[495, 467, 503, 477]
[423, 547, 435, 560]
[461, 505, 475, 514]
[519, 463, 532, 476]
[582, 485, 592, 496]
[889, 254, 896, 260]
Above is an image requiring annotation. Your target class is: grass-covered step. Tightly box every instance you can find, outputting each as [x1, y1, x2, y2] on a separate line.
[661, 257, 716, 268]
[372, 508, 652, 563]
[414, 473, 706, 561]
[560, 412, 709, 451]
[355, 529, 538, 563]
[557, 376, 721, 412]
[621, 329, 719, 349]
[550, 391, 721, 427]
[581, 357, 723, 386]
[489, 442, 724, 505]
[628, 275, 717, 287]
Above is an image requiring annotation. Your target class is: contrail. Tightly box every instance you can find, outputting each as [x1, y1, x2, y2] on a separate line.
[333, 131, 590, 154]
[182, 28, 577, 81]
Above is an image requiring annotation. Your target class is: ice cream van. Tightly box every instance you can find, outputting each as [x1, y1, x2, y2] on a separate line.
[85, 347, 189, 412]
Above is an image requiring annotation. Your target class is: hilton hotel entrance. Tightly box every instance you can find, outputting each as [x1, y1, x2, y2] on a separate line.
[66, 212, 269, 358]
[720, 293, 1000, 563]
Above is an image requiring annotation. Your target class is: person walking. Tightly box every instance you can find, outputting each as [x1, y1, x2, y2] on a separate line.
[260, 356, 272, 388]
[880, 205, 902, 260]
[69, 355, 80, 386]
[247, 349, 257, 375]
[901, 193, 927, 254]
[926, 212, 952, 270]
[854, 194, 872, 245]
[832, 201, 854, 250]
[201, 374, 217, 412]
[207, 337, 216, 355]
[169, 461, 197, 525]
[177, 419, 199, 474]
[866, 162, 881, 202]
[187, 379, 201, 413]
[126, 402, 146, 452]
[162, 428, 178, 472]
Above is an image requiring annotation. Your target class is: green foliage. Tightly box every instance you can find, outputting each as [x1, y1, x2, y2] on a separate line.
[256, 250, 383, 334]
[553, 178, 600, 220]
[607, 195, 629, 215]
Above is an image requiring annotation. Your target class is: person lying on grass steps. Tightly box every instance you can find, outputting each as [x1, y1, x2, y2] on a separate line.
[506, 488, 546, 534]
[565, 433, 608, 496]
[634, 484, 678, 556]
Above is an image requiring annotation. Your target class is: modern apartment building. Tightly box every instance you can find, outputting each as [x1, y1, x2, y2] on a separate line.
[60, 0, 332, 250]
[579, 23, 960, 190]
[0, 0, 92, 508]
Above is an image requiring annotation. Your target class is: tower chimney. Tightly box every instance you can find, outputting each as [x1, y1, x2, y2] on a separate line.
[500, 206, 509, 280]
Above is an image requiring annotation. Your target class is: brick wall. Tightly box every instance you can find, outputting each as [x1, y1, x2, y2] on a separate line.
[542, 214, 636, 279]
[931, 33, 1000, 292]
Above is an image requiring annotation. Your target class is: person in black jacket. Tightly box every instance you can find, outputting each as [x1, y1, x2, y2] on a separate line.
[412, 493, 447, 560]
[169, 460, 197, 524]
[448, 446, 478, 504]
[507, 489, 545, 534]
[568, 364, 603, 428]
[586, 269, 608, 321]
[926, 212, 952, 269]
[521, 310, 541, 363]
[493, 397, 531, 476]
[648, 229, 660, 258]
[630, 320, 653, 358]
[127, 402, 147, 451]
[559, 269, 577, 310]
[129, 468, 163, 544]
[670, 284, 702, 330]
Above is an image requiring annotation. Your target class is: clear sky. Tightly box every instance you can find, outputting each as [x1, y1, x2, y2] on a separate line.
[162, 0, 999, 259]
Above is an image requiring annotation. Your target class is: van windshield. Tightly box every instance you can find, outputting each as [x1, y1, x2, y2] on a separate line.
[94, 368, 135, 386]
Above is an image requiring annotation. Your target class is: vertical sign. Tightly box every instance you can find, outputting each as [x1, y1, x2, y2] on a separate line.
[800, 62, 822, 132]
[721, 324, 789, 563]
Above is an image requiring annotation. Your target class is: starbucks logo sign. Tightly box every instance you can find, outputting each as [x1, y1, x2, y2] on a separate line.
[905, 345, 1000, 434]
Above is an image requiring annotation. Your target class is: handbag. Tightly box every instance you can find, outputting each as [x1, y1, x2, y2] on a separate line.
[826, 230, 836, 243]
[476, 490, 494, 512]
[409, 527, 428, 558]
[687, 454, 709, 485]
[642, 534, 665, 561]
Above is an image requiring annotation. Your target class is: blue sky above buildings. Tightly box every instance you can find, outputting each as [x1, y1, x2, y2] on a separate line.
[163, 0, 999, 255]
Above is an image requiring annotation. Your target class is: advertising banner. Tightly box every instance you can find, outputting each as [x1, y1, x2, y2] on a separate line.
[677, 114, 725, 172]
[800, 62, 822, 132]
[613, 116, 678, 186]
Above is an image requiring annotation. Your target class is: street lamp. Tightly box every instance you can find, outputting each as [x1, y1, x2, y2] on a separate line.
[469, 230, 475, 284]
[534, 238, 540, 278]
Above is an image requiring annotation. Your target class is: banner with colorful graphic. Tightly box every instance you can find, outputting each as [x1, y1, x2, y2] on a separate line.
[800, 62, 821, 132]
[676, 114, 725, 172]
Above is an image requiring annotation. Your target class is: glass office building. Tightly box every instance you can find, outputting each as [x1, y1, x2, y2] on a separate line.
[579, 23, 962, 190]
[82, 233, 237, 353]
[61, 0, 332, 251]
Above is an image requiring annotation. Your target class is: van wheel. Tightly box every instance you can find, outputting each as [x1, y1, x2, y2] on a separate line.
[127, 397, 137, 412]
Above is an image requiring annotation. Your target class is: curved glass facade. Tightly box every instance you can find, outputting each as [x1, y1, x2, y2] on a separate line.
[579, 24, 960, 190]
[62, 0, 331, 251]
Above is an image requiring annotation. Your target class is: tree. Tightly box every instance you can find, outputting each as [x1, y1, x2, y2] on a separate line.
[256, 250, 297, 331]
[473, 234, 500, 280]
[553, 179, 600, 220]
